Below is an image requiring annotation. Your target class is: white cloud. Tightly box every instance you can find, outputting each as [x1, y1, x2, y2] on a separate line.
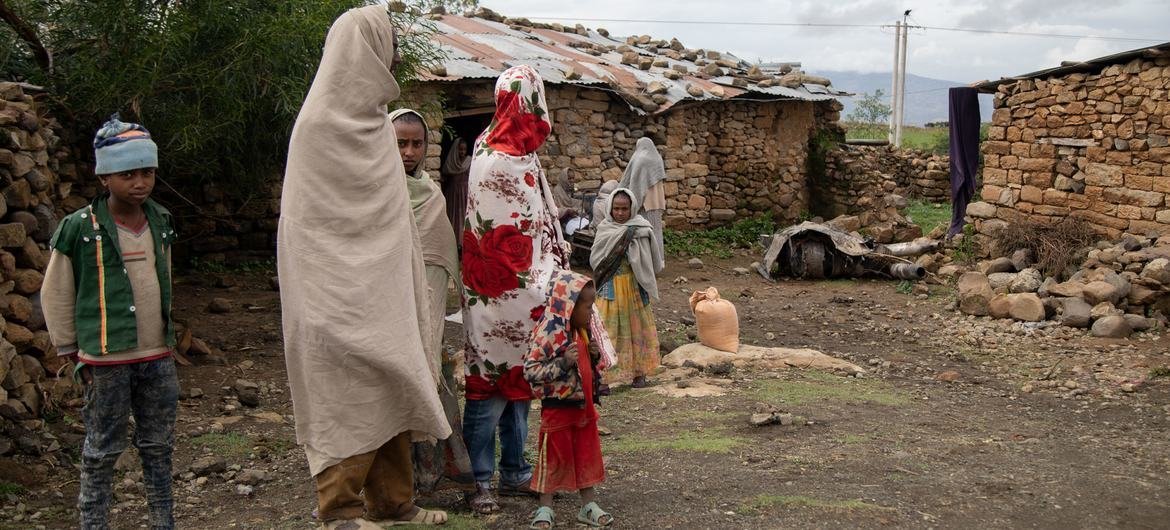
[478, 0, 1169, 82]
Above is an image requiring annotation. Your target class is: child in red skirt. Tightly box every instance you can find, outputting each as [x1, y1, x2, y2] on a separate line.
[524, 271, 613, 529]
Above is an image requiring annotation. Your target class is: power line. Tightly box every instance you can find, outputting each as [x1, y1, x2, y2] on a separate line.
[522, 15, 1165, 43]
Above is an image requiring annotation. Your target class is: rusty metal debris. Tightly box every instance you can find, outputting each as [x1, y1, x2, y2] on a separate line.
[756, 222, 936, 281]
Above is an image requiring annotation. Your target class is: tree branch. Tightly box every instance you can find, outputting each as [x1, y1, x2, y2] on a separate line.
[0, 0, 52, 75]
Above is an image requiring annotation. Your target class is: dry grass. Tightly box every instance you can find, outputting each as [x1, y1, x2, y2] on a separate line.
[993, 217, 1097, 277]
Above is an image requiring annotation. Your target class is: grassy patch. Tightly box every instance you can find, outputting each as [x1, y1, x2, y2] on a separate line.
[742, 494, 893, 514]
[1149, 367, 1170, 379]
[396, 513, 484, 530]
[752, 371, 909, 407]
[189, 257, 276, 274]
[664, 215, 775, 258]
[835, 434, 871, 445]
[905, 200, 951, 235]
[0, 481, 26, 496]
[191, 433, 253, 458]
[606, 431, 744, 454]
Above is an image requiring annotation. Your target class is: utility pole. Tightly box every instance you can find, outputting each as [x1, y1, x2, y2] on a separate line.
[889, 21, 901, 144]
[895, 11, 909, 147]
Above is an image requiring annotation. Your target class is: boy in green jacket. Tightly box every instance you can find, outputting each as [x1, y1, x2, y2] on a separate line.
[43, 115, 179, 529]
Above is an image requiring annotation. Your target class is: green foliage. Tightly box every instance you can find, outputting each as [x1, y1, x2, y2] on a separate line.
[752, 371, 909, 407]
[0, 0, 460, 193]
[845, 89, 892, 139]
[0, 481, 25, 496]
[190, 257, 275, 274]
[895, 280, 914, 295]
[951, 223, 978, 265]
[663, 215, 776, 259]
[1148, 367, 1170, 379]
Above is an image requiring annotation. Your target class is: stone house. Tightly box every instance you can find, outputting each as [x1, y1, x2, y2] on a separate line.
[401, 9, 847, 228]
[968, 42, 1170, 241]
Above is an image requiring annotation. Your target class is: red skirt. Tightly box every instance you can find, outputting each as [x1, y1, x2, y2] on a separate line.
[530, 407, 605, 493]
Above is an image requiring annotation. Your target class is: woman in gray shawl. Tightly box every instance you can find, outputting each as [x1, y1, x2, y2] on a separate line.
[590, 188, 664, 388]
[618, 137, 667, 263]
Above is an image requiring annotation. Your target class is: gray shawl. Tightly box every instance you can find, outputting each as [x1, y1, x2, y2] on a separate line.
[618, 137, 666, 209]
[589, 187, 663, 300]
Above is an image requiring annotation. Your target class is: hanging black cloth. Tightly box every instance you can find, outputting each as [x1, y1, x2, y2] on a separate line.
[948, 87, 981, 237]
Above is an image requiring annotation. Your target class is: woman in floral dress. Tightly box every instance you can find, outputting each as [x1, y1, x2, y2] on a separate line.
[460, 65, 569, 513]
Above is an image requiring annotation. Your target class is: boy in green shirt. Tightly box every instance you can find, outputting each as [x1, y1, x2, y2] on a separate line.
[43, 115, 179, 529]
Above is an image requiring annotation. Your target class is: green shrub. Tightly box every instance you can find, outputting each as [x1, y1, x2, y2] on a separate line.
[664, 215, 776, 259]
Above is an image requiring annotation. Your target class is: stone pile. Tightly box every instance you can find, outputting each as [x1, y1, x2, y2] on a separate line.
[952, 234, 1170, 338]
[974, 54, 1170, 244]
[819, 144, 951, 219]
[0, 81, 85, 456]
[824, 193, 924, 244]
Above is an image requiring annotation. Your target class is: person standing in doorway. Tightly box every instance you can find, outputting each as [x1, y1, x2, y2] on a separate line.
[390, 107, 475, 494]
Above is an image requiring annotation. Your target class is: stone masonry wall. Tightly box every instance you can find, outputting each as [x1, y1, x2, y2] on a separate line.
[969, 55, 1170, 242]
[818, 145, 951, 219]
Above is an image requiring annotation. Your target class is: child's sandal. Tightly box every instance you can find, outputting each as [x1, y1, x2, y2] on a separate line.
[529, 506, 555, 529]
[577, 502, 613, 527]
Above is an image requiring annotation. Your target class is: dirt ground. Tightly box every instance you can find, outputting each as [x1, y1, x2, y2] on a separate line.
[2, 253, 1170, 529]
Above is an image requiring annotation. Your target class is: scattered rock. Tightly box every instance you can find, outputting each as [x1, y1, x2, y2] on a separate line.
[207, 298, 232, 314]
[750, 412, 795, 427]
[1123, 313, 1154, 331]
[1047, 281, 1085, 298]
[732, 267, 750, 276]
[235, 484, 254, 496]
[190, 456, 227, 477]
[687, 258, 704, 270]
[936, 370, 961, 383]
[706, 360, 733, 377]
[1091, 315, 1133, 338]
[236, 468, 269, 486]
[1010, 249, 1035, 271]
[1082, 281, 1121, 306]
[1090, 302, 1122, 321]
[988, 294, 1012, 319]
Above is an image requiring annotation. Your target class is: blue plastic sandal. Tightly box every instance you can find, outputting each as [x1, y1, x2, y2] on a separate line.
[529, 506, 555, 529]
[577, 502, 613, 527]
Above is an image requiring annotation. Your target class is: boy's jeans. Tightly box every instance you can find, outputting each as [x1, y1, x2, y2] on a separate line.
[79, 357, 179, 530]
[462, 396, 531, 489]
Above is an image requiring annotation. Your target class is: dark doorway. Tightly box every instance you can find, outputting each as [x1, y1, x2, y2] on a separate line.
[438, 112, 491, 248]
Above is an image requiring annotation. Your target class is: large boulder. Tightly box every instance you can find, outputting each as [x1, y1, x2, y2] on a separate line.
[1141, 258, 1170, 286]
[987, 272, 1017, 292]
[1091, 315, 1132, 338]
[1090, 302, 1123, 321]
[1008, 293, 1046, 322]
[1124, 314, 1155, 331]
[1059, 298, 1092, 328]
[1082, 281, 1121, 306]
[1009, 268, 1044, 293]
[1047, 281, 1086, 299]
[988, 294, 1012, 319]
[980, 257, 1016, 275]
[958, 272, 994, 316]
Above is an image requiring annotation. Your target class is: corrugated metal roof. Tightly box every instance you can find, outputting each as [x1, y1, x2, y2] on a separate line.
[420, 13, 848, 114]
[973, 41, 1170, 93]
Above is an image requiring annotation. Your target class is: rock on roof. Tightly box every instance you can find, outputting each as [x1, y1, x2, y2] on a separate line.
[419, 7, 847, 114]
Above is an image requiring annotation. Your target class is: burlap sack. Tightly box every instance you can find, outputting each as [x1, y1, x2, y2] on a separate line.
[688, 287, 739, 353]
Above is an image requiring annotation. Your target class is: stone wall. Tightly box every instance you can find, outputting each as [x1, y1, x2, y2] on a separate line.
[816, 145, 951, 218]
[969, 55, 1170, 243]
[0, 81, 86, 451]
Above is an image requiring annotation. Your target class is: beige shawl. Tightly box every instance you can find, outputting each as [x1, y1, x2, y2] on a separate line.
[278, 5, 450, 477]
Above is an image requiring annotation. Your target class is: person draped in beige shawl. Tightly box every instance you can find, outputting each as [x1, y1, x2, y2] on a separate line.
[389, 108, 475, 494]
[618, 137, 668, 262]
[278, 6, 449, 529]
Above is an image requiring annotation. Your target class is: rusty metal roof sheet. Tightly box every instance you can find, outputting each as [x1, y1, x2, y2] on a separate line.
[421, 14, 847, 114]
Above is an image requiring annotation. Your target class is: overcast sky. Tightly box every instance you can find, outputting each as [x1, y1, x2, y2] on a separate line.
[479, 0, 1169, 82]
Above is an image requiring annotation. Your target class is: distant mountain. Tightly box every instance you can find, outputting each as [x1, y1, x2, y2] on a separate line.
[810, 70, 994, 126]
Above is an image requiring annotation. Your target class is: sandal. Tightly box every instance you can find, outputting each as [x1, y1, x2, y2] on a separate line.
[381, 508, 448, 526]
[577, 502, 613, 527]
[529, 506, 555, 529]
[466, 485, 499, 515]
